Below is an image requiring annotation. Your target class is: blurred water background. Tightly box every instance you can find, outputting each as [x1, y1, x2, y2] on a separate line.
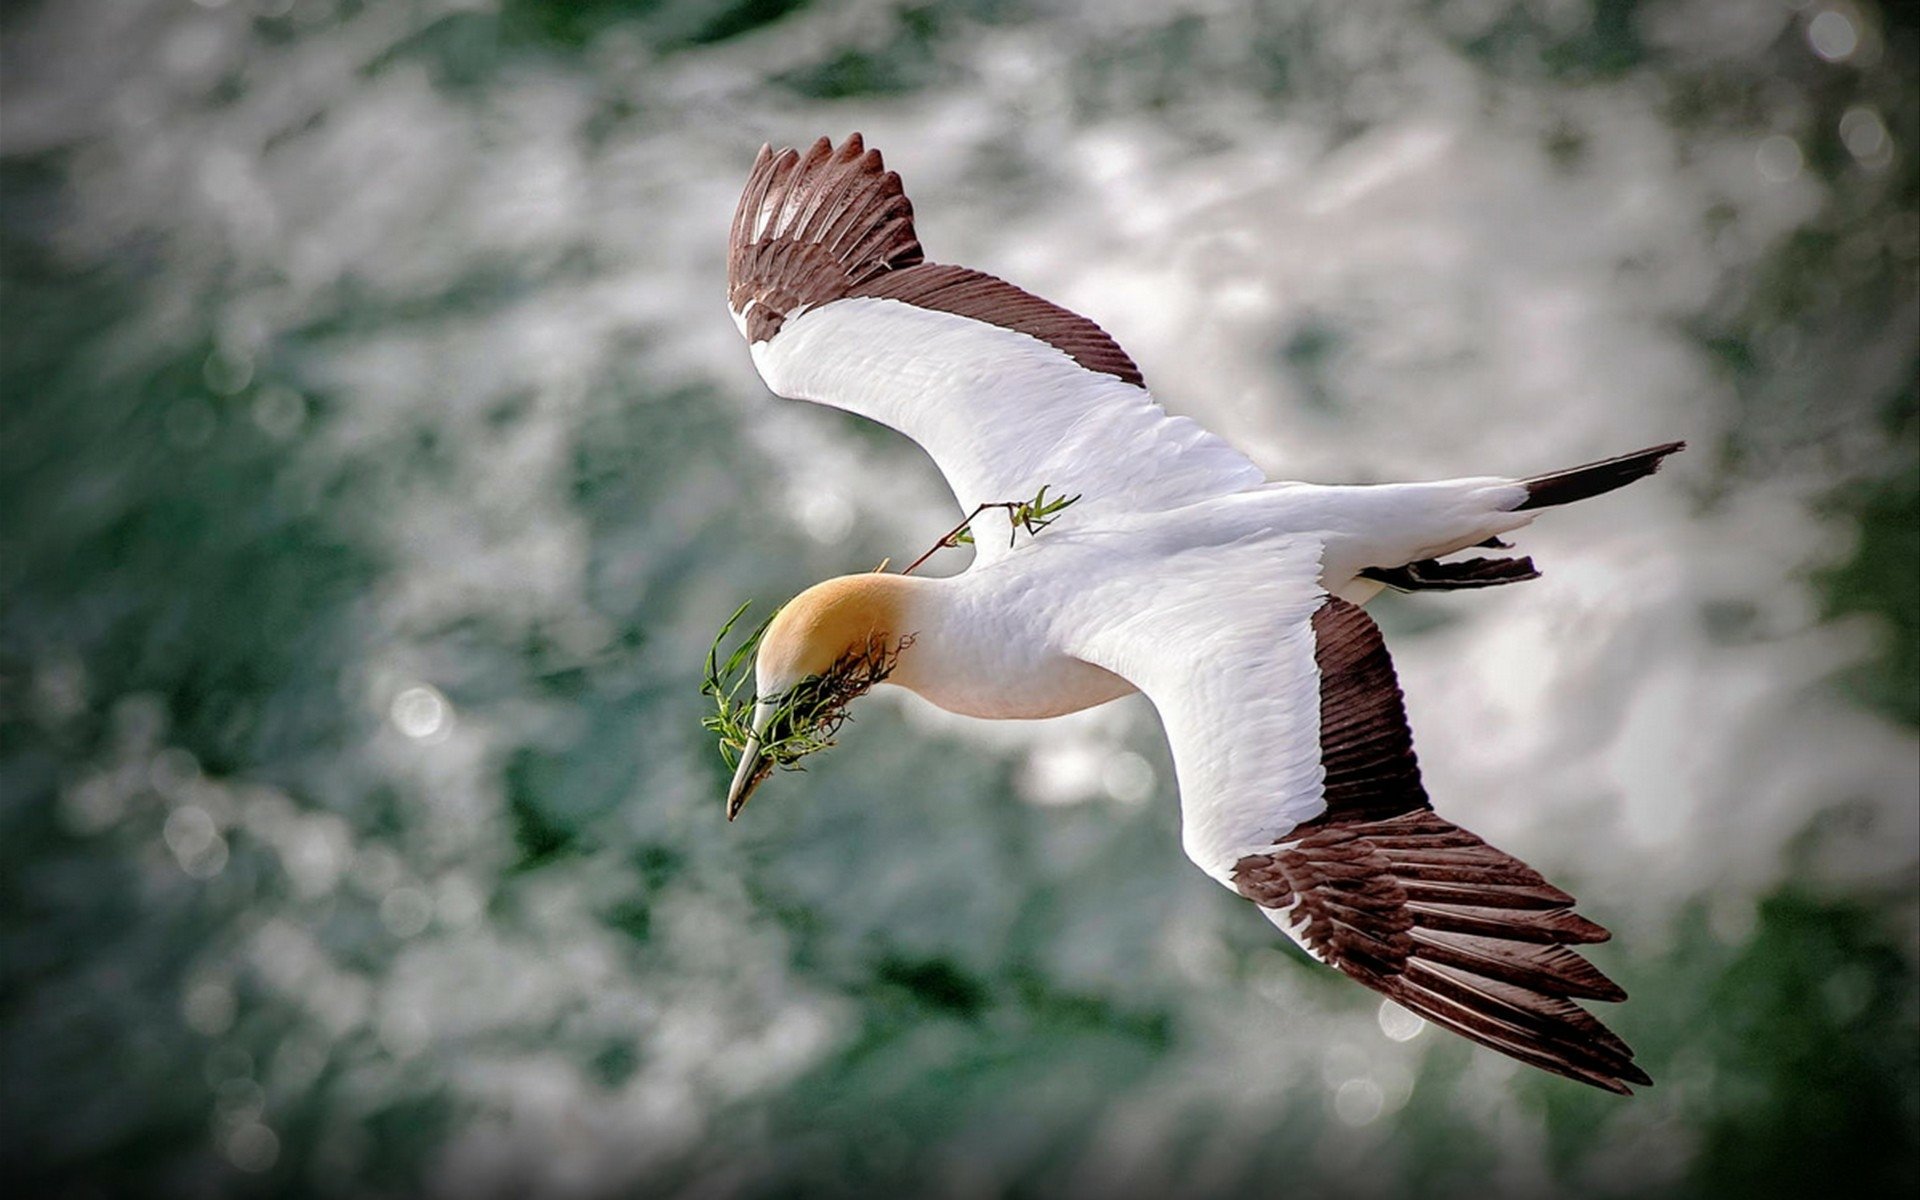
[2, 1, 1916, 1196]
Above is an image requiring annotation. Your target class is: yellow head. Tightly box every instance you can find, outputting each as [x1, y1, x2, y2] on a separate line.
[726, 573, 921, 819]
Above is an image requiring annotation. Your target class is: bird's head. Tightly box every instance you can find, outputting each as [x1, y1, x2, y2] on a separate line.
[725, 574, 919, 820]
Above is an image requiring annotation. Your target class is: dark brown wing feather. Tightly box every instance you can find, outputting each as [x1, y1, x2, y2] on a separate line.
[727, 134, 925, 344]
[1236, 597, 1648, 1094]
[1306, 596, 1428, 825]
[855, 263, 1145, 386]
[727, 134, 1145, 386]
[1236, 812, 1647, 1094]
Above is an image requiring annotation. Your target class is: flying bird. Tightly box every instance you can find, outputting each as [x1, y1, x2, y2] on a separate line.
[722, 134, 1678, 1094]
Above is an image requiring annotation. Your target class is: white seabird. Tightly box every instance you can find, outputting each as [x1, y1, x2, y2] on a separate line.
[721, 134, 1679, 1093]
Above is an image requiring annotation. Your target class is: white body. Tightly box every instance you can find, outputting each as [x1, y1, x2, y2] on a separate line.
[891, 482, 1530, 723]
[877, 481, 1535, 886]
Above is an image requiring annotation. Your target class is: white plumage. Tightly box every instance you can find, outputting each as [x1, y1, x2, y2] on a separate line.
[751, 296, 1267, 565]
[720, 134, 1680, 1094]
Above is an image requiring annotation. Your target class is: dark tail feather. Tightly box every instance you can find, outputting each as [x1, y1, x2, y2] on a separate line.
[1515, 441, 1685, 511]
[1362, 555, 1540, 593]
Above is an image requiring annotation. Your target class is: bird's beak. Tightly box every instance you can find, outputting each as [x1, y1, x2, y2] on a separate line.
[726, 698, 778, 821]
[725, 734, 772, 821]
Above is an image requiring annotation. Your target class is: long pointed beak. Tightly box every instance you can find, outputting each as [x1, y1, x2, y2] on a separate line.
[725, 733, 771, 821]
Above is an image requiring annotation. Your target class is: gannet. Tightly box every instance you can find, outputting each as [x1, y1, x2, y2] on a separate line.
[721, 134, 1679, 1094]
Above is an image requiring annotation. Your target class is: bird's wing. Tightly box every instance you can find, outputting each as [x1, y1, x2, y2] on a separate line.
[1065, 543, 1649, 1093]
[728, 135, 1265, 561]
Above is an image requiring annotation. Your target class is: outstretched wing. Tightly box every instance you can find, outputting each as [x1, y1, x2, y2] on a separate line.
[727, 135, 1264, 561]
[1066, 550, 1649, 1093]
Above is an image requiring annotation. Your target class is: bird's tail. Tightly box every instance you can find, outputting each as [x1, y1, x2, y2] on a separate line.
[1513, 441, 1685, 511]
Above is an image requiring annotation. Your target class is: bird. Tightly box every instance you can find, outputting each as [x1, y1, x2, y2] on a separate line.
[721, 133, 1679, 1094]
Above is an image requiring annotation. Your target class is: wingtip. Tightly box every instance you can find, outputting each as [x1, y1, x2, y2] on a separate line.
[768, 132, 871, 162]
[1593, 1058, 1654, 1093]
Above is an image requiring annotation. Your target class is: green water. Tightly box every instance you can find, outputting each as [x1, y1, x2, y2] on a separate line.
[3, 1, 1915, 1196]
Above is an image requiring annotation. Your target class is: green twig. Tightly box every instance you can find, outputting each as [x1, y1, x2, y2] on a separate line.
[900, 485, 1080, 575]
